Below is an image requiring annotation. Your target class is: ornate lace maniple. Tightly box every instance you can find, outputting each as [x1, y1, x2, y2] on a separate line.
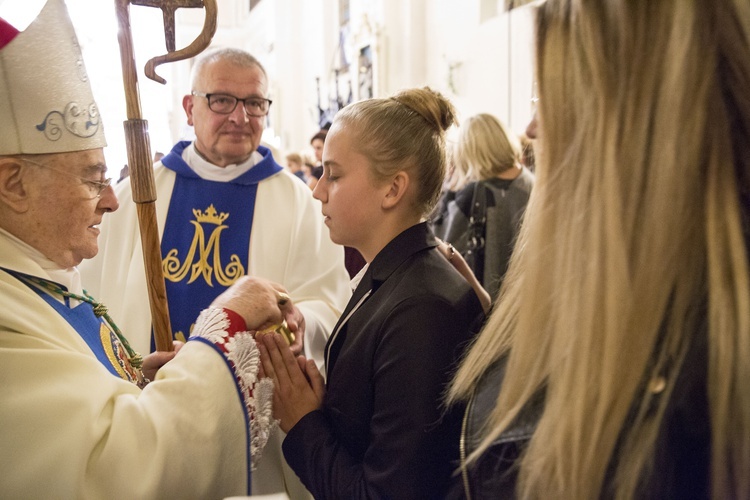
[190, 307, 276, 470]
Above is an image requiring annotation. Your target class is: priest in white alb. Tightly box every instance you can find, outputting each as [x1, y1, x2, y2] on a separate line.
[80, 46, 351, 498]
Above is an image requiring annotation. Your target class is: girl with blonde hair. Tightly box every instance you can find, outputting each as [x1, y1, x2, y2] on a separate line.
[259, 87, 484, 499]
[448, 0, 750, 498]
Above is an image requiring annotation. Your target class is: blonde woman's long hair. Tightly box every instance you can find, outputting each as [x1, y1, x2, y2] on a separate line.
[448, 0, 750, 498]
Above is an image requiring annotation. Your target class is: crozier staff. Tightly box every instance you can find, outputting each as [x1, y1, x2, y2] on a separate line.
[113, 0, 218, 352]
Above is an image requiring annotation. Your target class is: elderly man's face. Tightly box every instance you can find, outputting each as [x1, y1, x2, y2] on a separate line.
[24, 149, 118, 268]
[184, 59, 268, 167]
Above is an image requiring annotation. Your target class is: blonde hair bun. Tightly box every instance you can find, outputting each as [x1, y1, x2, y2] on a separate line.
[390, 87, 457, 134]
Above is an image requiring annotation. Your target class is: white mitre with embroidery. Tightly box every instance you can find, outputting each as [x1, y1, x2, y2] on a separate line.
[0, 0, 106, 155]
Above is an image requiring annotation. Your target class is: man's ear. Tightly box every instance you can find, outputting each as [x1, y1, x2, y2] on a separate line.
[182, 94, 195, 126]
[0, 158, 30, 212]
[381, 171, 410, 210]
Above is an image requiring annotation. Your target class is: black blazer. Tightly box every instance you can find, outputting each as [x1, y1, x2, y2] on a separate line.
[283, 222, 484, 499]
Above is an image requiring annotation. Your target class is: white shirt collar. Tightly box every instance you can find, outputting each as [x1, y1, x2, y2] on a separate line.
[349, 263, 370, 292]
[183, 143, 264, 181]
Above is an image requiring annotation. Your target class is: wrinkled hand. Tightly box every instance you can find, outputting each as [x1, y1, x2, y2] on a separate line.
[142, 340, 184, 381]
[254, 294, 306, 355]
[258, 333, 325, 433]
[210, 276, 294, 331]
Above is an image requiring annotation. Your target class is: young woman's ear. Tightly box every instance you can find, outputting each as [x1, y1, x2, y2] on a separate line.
[382, 171, 410, 210]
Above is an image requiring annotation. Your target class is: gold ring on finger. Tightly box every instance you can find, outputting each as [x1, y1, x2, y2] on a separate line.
[277, 292, 291, 306]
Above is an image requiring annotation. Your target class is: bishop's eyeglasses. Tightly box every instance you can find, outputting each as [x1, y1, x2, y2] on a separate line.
[21, 157, 112, 199]
[192, 91, 273, 117]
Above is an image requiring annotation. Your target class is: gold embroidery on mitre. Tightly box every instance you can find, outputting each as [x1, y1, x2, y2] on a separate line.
[162, 204, 245, 286]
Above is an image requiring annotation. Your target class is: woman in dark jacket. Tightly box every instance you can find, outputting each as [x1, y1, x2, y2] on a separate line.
[447, 0, 750, 498]
[259, 87, 484, 499]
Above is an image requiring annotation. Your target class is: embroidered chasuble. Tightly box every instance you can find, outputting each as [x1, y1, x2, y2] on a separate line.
[159, 141, 282, 348]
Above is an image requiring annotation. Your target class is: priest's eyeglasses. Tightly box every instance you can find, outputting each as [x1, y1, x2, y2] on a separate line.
[21, 157, 112, 199]
[192, 91, 273, 117]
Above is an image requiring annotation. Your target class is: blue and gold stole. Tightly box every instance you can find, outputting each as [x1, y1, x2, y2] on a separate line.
[158, 141, 282, 349]
[4, 269, 142, 383]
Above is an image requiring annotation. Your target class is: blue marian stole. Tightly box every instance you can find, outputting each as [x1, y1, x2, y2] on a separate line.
[158, 141, 282, 350]
[4, 269, 140, 383]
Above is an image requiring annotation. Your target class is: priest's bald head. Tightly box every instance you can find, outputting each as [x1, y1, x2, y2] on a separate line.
[0, 0, 117, 268]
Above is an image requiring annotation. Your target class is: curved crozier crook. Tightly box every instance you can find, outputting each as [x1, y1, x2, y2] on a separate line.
[144, 0, 217, 84]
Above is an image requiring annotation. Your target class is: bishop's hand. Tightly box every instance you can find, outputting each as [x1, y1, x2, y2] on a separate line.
[210, 276, 294, 332]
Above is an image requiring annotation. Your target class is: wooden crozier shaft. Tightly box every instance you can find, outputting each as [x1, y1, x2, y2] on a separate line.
[116, 0, 218, 353]
[123, 120, 173, 352]
[115, 0, 173, 353]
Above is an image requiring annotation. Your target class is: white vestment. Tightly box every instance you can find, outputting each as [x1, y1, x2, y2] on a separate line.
[0, 231, 273, 499]
[81, 144, 352, 498]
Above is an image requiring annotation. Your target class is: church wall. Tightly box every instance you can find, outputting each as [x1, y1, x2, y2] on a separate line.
[71, 0, 537, 171]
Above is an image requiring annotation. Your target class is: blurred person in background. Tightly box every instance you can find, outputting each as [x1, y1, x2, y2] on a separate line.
[435, 113, 534, 300]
